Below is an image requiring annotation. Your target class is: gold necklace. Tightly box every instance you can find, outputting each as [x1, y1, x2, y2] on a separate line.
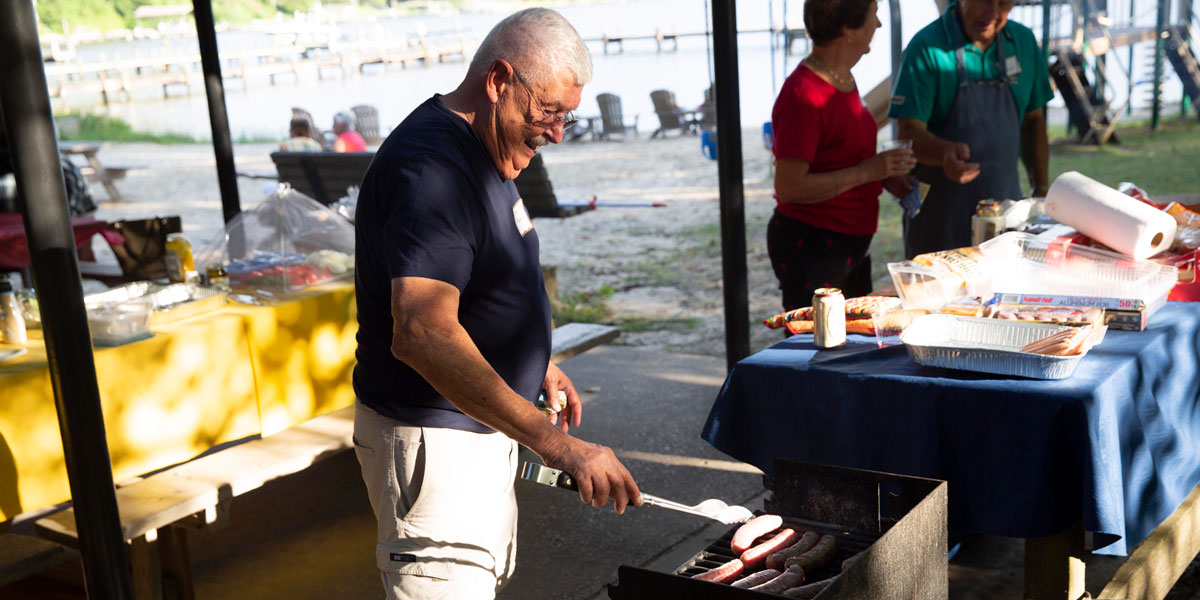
[805, 55, 853, 87]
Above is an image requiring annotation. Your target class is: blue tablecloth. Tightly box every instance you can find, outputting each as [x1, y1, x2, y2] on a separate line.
[702, 302, 1200, 555]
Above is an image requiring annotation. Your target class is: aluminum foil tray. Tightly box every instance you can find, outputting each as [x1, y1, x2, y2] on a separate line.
[900, 314, 1093, 380]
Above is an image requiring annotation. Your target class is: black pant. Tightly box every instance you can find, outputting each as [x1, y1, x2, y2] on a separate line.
[767, 211, 873, 311]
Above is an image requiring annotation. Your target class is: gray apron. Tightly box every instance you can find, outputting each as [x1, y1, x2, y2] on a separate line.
[904, 31, 1022, 258]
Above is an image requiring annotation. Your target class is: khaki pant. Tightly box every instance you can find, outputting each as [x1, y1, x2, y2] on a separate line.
[353, 400, 519, 600]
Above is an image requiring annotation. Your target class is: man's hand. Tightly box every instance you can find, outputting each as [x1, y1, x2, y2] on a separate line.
[543, 361, 581, 433]
[942, 143, 980, 184]
[541, 437, 642, 514]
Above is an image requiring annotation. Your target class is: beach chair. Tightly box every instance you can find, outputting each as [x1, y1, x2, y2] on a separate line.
[697, 85, 717, 132]
[514, 153, 591, 218]
[595, 93, 638, 141]
[291, 107, 328, 149]
[649, 89, 693, 138]
[351, 104, 383, 145]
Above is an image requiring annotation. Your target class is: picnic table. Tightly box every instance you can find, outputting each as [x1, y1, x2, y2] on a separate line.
[60, 142, 138, 203]
[702, 301, 1200, 599]
[0, 282, 358, 521]
[0, 212, 121, 270]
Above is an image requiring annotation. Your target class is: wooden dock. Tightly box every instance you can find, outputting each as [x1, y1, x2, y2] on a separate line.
[583, 27, 806, 55]
[42, 34, 473, 109]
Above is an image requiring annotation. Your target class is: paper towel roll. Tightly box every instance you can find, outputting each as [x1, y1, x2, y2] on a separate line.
[1045, 171, 1177, 259]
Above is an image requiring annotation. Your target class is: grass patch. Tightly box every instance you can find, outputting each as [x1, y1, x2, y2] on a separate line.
[619, 316, 701, 333]
[553, 284, 614, 325]
[58, 113, 277, 144]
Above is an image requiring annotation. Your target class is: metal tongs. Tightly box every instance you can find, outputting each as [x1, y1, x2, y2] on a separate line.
[520, 462, 753, 524]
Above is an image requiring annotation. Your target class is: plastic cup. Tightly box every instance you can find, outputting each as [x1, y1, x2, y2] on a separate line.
[871, 308, 926, 348]
[879, 139, 913, 152]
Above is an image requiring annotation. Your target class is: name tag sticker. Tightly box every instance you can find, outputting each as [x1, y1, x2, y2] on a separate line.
[513, 198, 534, 237]
[1006, 55, 1022, 76]
[890, 95, 906, 106]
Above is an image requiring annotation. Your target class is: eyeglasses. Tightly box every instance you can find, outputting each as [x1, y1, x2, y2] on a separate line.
[510, 66, 578, 130]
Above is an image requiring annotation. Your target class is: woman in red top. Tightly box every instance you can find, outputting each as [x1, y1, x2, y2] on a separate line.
[769, 0, 915, 311]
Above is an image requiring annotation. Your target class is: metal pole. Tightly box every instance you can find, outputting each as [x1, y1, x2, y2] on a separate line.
[890, 0, 903, 138]
[1128, 0, 1136, 115]
[1182, 0, 1194, 117]
[193, 0, 241, 224]
[770, 0, 778, 95]
[1152, 0, 1168, 130]
[712, 0, 750, 370]
[0, 2, 132, 598]
[1043, 0, 1052, 62]
[782, 0, 789, 73]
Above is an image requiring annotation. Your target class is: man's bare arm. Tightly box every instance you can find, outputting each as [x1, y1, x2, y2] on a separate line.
[1021, 108, 1049, 196]
[389, 276, 640, 511]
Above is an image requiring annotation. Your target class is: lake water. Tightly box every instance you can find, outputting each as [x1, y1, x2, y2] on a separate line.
[64, 0, 1188, 141]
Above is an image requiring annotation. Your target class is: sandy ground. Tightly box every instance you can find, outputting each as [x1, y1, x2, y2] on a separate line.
[87, 127, 790, 356]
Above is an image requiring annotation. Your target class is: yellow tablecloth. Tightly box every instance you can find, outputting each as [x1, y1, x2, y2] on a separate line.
[0, 282, 357, 521]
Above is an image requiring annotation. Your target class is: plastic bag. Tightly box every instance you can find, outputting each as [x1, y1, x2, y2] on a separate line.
[197, 184, 354, 300]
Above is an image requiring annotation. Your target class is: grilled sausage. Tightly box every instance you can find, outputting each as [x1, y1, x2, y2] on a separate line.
[694, 558, 744, 584]
[766, 530, 820, 571]
[750, 564, 806, 594]
[730, 568, 782, 588]
[731, 514, 784, 554]
[740, 528, 797, 569]
[781, 578, 833, 598]
[784, 534, 837, 575]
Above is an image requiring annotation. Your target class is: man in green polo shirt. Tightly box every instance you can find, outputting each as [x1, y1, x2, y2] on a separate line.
[889, 0, 1053, 257]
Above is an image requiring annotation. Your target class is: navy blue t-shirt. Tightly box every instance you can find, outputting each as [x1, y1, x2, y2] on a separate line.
[353, 95, 552, 433]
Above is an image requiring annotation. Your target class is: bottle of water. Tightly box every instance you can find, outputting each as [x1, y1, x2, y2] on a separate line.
[0, 274, 27, 345]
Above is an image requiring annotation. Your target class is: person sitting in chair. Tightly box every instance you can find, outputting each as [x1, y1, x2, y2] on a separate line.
[280, 117, 323, 152]
[331, 112, 367, 153]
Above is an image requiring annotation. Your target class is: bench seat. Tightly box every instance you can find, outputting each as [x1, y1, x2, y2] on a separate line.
[0, 533, 66, 588]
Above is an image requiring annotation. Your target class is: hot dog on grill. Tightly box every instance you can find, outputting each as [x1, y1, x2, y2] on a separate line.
[730, 568, 782, 588]
[694, 558, 744, 584]
[784, 534, 837, 575]
[749, 564, 806, 594]
[731, 514, 784, 554]
[766, 530, 820, 571]
[740, 528, 797, 569]
[781, 578, 833, 599]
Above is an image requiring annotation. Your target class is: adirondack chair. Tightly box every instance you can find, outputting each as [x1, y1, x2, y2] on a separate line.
[351, 104, 383, 145]
[649, 89, 693, 138]
[513, 153, 591, 218]
[291, 107, 329, 149]
[697, 85, 717, 132]
[595, 93, 638, 140]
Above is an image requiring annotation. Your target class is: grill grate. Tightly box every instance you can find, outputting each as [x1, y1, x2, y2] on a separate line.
[672, 516, 880, 593]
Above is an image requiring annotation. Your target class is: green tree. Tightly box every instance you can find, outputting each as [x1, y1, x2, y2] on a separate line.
[36, 0, 125, 32]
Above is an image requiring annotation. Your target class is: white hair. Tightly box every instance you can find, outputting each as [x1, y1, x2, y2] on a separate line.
[468, 8, 592, 88]
[333, 112, 354, 128]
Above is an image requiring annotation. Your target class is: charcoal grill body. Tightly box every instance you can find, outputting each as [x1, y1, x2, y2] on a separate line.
[607, 460, 947, 599]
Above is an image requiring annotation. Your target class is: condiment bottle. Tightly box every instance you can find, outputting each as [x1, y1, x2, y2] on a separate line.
[0, 275, 27, 345]
[164, 232, 195, 283]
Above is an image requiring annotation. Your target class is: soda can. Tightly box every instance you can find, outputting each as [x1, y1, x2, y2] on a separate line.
[813, 287, 846, 348]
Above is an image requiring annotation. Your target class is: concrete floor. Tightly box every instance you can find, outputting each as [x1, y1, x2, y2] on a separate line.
[7, 346, 1200, 599]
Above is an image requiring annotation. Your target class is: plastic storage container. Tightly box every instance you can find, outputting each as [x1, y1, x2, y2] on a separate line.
[979, 231, 1177, 301]
[900, 313, 1104, 379]
[86, 297, 153, 346]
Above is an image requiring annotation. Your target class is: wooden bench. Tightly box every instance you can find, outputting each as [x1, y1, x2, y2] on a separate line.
[32, 322, 617, 599]
[269, 151, 374, 206]
[0, 533, 67, 588]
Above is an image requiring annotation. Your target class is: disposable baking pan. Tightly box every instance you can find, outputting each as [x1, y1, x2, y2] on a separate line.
[899, 314, 1095, 379]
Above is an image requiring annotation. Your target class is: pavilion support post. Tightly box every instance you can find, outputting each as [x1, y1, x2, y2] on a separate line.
[711, 0, 750, 371]
[193, 0, 241, 224]
[0, 2, 132, 598]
